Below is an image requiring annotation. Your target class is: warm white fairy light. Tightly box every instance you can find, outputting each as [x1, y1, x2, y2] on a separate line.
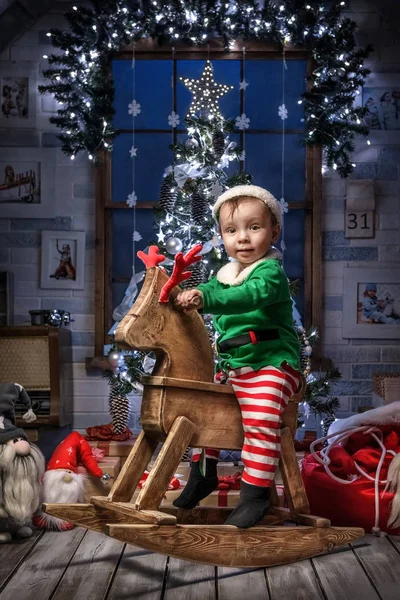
[180, 60, 233, 118]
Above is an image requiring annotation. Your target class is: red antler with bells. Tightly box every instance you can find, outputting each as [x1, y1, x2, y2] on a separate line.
[137, 245, 166, 268]
[159, 244, 203, 303]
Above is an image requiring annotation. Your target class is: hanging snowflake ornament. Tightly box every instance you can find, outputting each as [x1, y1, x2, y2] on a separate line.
[167, 111, 180, 128]
[129, 146, 138, 157]
[278, 104, 288, 120]
[127, 192, 137, 207]
[132, 231, 142, 242]
[128, 99, 141, 117]
[279, 197, 289, 214]
[235, 113, 250, 130]
[238, 150, 246, 161]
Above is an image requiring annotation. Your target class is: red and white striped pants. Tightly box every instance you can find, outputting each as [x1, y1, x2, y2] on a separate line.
[192, 364, 300, 488]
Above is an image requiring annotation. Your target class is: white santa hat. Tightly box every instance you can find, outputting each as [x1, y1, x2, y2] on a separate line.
[212, 184, 282, 227]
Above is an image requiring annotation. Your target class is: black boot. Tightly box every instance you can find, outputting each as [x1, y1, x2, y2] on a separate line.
[224, 480, 271, 528]
[172, 460, 218, 509]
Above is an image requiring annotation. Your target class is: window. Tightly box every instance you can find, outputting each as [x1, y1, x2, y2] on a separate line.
[93, 45, 322, 357]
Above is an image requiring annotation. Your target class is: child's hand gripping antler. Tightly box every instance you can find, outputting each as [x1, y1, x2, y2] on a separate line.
[159, 244, 202, 304]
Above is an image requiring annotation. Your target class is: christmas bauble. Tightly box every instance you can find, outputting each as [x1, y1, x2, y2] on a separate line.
[165, 236, 183, 254]
[108, 350, 123, 369]
[185, 138, 199, 150]
[48, 310, 62, 327]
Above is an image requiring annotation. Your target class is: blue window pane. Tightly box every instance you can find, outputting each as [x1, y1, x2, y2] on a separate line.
[245, 134, 305, 203]
[177, 60, 240, 122]
[280, 210, 305, 279]
[112, 133, 174, 202]
[111, 208, 156, 312]
[246, 60, 306, 130]
[112, 60, 172, 130]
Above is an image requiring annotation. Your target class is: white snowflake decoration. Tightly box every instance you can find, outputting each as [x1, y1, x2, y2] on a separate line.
[127, 192, 137, 207]
[168, 111, 180, 128]
[238, 150, 246, 161]
[129, 146, 137, 157]
[132, 231, 142, 242]
[128, 99, 141, 117]
[278, 104, 288, 120]
[235, 113, 250, 130]
[279, 197, 289, 214]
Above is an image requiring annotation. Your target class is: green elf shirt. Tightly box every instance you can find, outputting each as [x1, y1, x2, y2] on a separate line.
[197, 248, 300, 373]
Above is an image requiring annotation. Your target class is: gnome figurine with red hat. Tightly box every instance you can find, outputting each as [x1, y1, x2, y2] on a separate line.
[33, 431, 103, 531]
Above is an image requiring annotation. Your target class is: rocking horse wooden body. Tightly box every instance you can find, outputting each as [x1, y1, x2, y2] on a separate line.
[44, 246, 364, 567]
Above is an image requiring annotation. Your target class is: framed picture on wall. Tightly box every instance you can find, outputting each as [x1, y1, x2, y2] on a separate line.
[0, 65, 37, 129]
[0, 148, 56, 218]
[40, 230, 85, 290]
[355, 73, 400, 145]
[343, 268, 400, 339]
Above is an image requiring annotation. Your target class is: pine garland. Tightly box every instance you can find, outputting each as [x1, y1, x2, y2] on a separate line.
[39, 0, 372, 176]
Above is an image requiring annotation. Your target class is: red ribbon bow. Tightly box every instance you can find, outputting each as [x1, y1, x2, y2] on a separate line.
[217, 472, 242, 490]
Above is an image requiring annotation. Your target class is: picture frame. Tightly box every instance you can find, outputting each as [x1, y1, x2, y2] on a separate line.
[40, 230, 85, 290]
[355, 73, 400, 144]
[0, 148, 56, 218]
[0, 65, 37, 129]
[343, 268, 400, 339]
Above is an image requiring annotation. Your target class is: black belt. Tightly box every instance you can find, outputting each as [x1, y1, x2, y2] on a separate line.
[217, 329, 280, 353]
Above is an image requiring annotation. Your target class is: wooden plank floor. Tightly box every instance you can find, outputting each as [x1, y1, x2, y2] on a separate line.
[0, 529, 399, 599]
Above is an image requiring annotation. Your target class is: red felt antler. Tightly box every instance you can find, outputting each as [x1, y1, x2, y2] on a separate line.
[159, 243, 202, 303]
[137, 245, 166, 268]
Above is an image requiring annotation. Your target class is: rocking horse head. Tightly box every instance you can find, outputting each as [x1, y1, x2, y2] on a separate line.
[115, 245, 214, 382]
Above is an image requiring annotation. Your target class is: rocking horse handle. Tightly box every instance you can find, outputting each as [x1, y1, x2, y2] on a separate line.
[159, 243, 203, 303]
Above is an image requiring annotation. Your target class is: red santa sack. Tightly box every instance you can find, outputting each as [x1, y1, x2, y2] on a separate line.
[301, 403, 400, 535]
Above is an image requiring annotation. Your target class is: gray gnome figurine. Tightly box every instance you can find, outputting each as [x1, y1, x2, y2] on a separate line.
[0, 382, 37, 426]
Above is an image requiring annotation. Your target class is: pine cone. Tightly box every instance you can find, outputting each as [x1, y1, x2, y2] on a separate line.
[159, 179, 177, 212]
[191, 191, 208, 225]
[181, 262, 205, 289]
[212, 130, 225, 159]
[109, 386, 130, 435]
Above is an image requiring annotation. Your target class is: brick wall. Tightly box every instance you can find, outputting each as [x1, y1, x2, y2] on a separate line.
[0, 3, 142, 434]
[321, 0, 400, 420]
[0, 1, 398, 438]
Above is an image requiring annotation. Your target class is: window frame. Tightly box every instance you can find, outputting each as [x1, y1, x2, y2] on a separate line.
[93, 43, 322, 358]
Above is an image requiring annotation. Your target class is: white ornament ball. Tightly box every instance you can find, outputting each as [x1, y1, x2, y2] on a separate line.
[108, 350, 122, 368]
[185, 138, 199, 150]
[165, 236, 183, 255]
[304, 345, 312, 356]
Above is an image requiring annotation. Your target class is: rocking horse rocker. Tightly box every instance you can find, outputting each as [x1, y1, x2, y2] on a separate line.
[43, 245, 364, 567]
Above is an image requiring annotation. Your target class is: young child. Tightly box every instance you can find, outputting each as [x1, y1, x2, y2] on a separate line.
[173, 184, 301, 528]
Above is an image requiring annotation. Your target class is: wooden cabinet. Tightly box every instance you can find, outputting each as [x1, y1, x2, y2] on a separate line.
[0, 326, 72, 428]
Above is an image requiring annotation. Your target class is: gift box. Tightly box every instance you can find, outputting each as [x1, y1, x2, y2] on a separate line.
[198, 489, 240, 508]
[87, 438, 137, 457]
[83, 475, 110, 502]
[98, 456, 120, 479]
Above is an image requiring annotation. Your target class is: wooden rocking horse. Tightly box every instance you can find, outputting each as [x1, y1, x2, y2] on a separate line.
[43, 245, 364, 567]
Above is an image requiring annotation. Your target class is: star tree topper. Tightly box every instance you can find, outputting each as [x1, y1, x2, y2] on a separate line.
[179, 60, 233, 118]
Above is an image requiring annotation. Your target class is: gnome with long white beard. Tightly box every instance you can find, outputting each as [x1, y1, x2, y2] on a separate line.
[33, 431, 103, 531]
[0, 417, 45, 543]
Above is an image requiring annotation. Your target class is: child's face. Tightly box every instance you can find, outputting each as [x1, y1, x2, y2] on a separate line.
[219, 197, 280, 269]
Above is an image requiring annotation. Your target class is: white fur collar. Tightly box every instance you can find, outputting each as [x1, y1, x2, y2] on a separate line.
[216, 247, 282, 286]
[328, 402, 400, 439]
